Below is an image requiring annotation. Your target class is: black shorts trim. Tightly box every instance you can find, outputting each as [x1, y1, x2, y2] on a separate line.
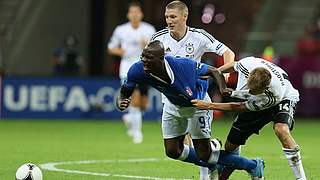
[227, 99, 297, 145]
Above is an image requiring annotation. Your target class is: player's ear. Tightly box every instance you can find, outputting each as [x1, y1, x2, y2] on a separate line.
[183, 11, 188, 19]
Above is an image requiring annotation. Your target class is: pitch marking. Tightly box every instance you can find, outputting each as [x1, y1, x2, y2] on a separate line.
[40, 158, 193, 180]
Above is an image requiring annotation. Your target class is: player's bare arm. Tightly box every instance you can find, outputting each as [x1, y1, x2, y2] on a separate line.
[218, 61, 235, 73]
[222, 48, 235, 65]
[116, 85, 135, 111]
[108, 48, 125, 57]
[221, 48, 235, 80]
[191, 100, 248, 112]
[201, 66, 227, 93]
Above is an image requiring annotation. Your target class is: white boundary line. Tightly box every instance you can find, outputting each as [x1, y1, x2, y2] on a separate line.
[39, 158, 193, 180]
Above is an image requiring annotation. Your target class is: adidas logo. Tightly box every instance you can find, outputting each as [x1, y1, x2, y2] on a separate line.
[165, 47, 171, 52]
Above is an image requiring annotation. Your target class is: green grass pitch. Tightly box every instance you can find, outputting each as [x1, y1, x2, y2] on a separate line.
[0, 118, 318, 179]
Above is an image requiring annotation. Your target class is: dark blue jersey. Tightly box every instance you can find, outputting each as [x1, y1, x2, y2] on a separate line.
[123, 55, 209, 107]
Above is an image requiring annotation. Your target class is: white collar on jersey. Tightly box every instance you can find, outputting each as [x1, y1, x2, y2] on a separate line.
[164, 58, 174, 84]
[169, 26, 189, 42]
[148, 58, 174, 85]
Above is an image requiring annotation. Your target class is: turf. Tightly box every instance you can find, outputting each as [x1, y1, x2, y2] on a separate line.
[0, 118, 318, 179]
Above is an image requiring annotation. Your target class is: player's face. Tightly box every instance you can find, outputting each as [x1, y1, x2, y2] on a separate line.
[165, 8, 187, 35]
[248, 75, 266, 95]
[127, 6, 143, 24]
[141, 50, 156, 72]
[141, 49, 163, 73]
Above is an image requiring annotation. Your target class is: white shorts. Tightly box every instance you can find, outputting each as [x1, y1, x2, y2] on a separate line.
[162, 94, 213, 139]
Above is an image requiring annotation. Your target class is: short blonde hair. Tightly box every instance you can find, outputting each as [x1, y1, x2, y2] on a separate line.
[166, 1, 188, 16]
[247, 67, 271, 91]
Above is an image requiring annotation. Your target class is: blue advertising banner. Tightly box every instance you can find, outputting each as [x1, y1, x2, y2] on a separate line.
[0, 77, 163, 120]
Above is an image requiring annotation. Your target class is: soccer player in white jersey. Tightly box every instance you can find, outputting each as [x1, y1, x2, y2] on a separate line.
[108, 2, 155, 144]
[192, 57, 307, 180]
[150, 1, 235, 179]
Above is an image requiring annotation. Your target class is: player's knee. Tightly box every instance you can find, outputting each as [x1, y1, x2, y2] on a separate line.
[165, 147, 181, 159]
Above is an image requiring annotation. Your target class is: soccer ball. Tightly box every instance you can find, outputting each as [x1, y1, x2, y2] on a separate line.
[15, 163, 43, 180]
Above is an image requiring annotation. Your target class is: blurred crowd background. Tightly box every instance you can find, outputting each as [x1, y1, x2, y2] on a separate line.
[0, 0, 319, 118]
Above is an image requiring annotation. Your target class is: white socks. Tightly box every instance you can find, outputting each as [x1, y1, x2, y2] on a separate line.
[283, 145, 306, 180]
[199, 139, 222, 180]
[199, 167, 209, 180]
[126, 106, 143, 143]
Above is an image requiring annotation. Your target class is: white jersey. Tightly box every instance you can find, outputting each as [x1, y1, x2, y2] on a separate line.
[151, 27, 228, 104]
[108, 22, 155, 79]
[231, 57, 300, 111]
[151, 27, 227, 62]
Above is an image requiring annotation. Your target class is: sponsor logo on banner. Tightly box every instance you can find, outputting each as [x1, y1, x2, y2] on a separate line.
[1, 77, 162, 119]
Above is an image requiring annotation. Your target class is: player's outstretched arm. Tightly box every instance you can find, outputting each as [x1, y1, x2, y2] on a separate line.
[116, 85, 134, 111]
[191, 100, 248, 112]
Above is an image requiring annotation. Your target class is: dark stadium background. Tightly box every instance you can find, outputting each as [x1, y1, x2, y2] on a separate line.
[1, 0, 319, 118]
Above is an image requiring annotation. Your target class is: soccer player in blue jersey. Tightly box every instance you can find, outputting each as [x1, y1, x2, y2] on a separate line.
[116, 40, 265, 179]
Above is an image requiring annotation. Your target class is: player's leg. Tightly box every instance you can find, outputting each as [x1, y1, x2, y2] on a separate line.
[128, 83, 149, 144]
[162, 102, 218, 179]
[217, 150, 265, 179]
[129, 90, 143, 143]
[162, 106, 264, 180]
[188, 105, 263, 179]
[191, 137, 264, 179]
[272, 100, 306, 180]
[199, 164, 210, 180]
[162, 101, 189, 159]
[191, 93, 219, 180]
[220, 111, 270, 180]
[188, 94, 215, 180]
[218, 141, 241, 180]
[119, 77, 134, 138]
[185, 128, 209, 179]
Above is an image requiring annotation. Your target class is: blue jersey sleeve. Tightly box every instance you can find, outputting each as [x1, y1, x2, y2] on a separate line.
[196, 62, 209, 76]
[123, 62, 143, 89]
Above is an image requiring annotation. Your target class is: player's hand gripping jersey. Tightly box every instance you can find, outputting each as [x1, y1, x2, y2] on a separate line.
[231, 57, 299, 111]
[123, 56, 209, 107]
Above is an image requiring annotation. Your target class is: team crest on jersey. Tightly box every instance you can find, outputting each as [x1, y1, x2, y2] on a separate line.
[185, 43, 194, 54]
[185, 86, 193, 96]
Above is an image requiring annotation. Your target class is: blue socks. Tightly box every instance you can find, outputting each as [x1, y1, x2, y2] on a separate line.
[181, 146, 256, 171]
[218, 150, 256, 170]
[183, 145, 216, 169]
